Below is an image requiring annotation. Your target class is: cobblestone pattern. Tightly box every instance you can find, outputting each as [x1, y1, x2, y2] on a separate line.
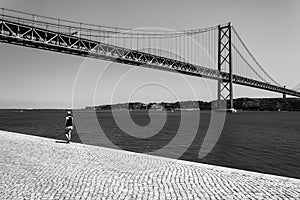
[0, 131, 300, 200]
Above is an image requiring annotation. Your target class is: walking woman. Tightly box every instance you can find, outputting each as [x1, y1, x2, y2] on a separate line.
[65, 111, 74, 143]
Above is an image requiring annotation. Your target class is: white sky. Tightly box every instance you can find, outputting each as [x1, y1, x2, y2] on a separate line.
[0, 0, 299, 108]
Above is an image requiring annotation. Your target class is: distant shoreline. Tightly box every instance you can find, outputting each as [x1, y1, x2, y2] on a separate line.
[85, 97, 300, 112]
[1, 97, 299, 111]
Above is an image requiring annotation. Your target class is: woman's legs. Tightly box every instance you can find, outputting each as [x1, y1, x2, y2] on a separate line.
[68, 129, 72, 142]
[65, 127, 73, 143]
[65, 128, 70, 142]
[65, 130, 69, 141]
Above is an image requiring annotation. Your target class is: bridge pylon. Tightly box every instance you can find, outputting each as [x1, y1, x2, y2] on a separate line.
[283, 86, 286, 99]
[217, 23, 233, 109]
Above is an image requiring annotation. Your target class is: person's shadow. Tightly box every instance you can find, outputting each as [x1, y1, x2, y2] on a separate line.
[55, 140, 68, 144]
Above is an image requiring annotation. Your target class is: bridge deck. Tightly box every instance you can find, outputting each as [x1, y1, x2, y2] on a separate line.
[1, 16, 300, 98]
[0, 130, 299, 199]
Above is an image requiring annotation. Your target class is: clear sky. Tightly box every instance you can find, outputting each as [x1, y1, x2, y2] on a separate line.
[0, 0, 299, 108]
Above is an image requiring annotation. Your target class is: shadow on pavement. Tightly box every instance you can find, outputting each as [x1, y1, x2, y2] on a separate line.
[55, 140, 68, 144]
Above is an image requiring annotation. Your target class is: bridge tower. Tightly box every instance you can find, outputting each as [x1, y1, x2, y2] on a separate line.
[283, 86, 286, 99]
[217, 23, 233, 109]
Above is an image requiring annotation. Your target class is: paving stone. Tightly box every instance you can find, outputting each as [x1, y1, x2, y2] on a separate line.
[0, 130, 299, 199]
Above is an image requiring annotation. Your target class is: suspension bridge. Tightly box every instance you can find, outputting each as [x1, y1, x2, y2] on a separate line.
[293, 83, 300, 92]
[1, 8, 299, 109]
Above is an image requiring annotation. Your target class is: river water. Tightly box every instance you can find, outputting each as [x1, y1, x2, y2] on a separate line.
[0, 110, 299, 179]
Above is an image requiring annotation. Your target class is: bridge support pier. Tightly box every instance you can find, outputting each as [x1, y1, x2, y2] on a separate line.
[217, 23, 233, 110]
[283, 86, 286, 99]
[283, 93, 286, 99]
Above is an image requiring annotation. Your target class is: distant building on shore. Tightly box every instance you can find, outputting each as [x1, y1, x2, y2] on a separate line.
[150, 103, 163, 110]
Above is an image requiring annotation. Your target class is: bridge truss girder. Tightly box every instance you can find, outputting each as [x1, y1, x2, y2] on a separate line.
[1, 18, 300, 98]
[0, 19, 223, 79]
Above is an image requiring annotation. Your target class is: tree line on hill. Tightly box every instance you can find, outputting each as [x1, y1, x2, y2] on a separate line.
[85, 98, 300, 111]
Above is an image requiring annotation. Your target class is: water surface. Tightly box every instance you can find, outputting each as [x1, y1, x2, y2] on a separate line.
[0, 110, 299, 179]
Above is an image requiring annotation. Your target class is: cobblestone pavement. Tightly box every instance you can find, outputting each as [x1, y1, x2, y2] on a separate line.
[0, 131, 300, 200]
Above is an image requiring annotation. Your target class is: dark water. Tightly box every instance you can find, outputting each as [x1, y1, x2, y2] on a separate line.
[0, 110, 299, 179]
